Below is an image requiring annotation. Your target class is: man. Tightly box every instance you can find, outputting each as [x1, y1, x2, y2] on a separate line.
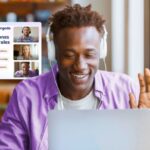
[14, 62, 37, 77]
[0, 4, 150, 149]
[17, 26, 34, 42]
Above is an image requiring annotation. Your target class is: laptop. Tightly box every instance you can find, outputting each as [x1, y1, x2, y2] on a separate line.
[48, 110, 150, 150]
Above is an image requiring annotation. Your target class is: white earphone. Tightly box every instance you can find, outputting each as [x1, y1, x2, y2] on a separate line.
[99, 25, 108, 59]
[46, 25, 108, 62]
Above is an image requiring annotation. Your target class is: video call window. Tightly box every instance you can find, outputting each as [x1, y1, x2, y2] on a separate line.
[14, 26, 39, 43]
[14, 44, 39, 60]
[0, 22, 41, 79]
[14, 62, 39, 78]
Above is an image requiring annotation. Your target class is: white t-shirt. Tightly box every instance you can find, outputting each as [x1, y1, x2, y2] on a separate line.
[56, 91, 99, 110]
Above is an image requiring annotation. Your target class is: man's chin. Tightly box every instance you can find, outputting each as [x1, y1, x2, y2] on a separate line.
[23, 73, 29, 76]
[70, 82, 93, 93]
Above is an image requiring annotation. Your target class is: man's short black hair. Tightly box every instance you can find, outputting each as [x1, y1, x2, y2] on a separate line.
[22, 26, 31, 34]
[21, 62, 30, 65]
[49, 4, 105, 37]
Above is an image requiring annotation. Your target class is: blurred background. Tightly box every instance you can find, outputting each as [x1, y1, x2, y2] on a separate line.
[0, 0, 149, 119]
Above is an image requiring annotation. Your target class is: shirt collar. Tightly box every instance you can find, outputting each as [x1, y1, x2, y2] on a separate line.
[94, 70, 106, 96]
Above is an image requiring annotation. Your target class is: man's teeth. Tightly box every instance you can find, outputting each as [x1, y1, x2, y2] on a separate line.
[72, 74, 87, 79]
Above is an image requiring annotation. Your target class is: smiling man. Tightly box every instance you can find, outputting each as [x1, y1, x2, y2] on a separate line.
[56, 27, 100, 99]
[14, 62, 37, 77]
[0, 4, 150, 150]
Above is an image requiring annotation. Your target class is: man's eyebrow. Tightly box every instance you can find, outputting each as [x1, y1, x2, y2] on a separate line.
[85, 48, 97, 51]
[63, 48, 76, 52]
[63, 47, 97, 51]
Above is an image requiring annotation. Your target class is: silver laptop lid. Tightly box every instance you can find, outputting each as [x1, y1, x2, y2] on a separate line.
[48, 110, 150, 150]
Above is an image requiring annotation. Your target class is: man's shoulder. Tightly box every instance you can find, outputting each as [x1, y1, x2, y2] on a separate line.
[15, 70, 23, 77]
[95, 70, 140, 106]
[16, 36, 23, 42]
[96, 70, 132, 82]
[28, 70, 37, 77]
[15, 65, 58, 96]
[16, 71, 52, 92]
[95, 70, 138, 90]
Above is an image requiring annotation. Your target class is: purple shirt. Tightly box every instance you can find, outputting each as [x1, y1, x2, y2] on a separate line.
[15, 70, 37, 77]
[0, 65, 139, 149]
[16, 36, 34, 42]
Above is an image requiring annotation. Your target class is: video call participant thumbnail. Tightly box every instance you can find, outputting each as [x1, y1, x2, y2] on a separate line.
[16, 26, 34, 42]
[14, 62, 38, 77]
[16, 45, 38, 60]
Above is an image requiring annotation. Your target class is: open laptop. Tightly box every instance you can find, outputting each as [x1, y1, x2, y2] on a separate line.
[48, 110, 150, 150]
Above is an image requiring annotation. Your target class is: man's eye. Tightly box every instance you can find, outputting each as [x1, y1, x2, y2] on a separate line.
[85, 53, 96, 58]
[64, 54, 75, 58]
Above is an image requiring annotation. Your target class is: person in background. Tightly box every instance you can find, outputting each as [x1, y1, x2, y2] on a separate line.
[17, 26, 34, 42]
[14, 62, 37, 77]
[0, 4, 150, 150]
[17, 45, 37, 60]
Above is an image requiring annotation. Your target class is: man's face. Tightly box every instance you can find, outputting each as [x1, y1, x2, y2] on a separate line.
[22, 27, 30, 37]
[22, 45, 30, 57]
[55, 26, 101, 92]
[21, 63, 29, 75]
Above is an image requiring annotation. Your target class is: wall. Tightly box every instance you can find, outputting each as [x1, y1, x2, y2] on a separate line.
[144, 0, 150, 68]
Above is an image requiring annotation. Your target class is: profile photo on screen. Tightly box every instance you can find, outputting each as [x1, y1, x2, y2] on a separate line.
[14, 26, 39, 42]
[14, 44, 39, 60]
[14, 61, 39, 78]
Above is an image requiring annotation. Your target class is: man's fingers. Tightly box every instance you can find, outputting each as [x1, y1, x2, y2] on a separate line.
[129, 93, 137, 108]
[144, 68, 150, 92]
[138, 73, 146, 93]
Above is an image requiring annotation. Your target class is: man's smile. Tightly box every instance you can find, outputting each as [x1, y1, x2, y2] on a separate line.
[70, 72, 90, 83]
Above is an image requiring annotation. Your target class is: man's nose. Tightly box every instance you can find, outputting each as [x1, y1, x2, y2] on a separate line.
[74, 56, 88, 71]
